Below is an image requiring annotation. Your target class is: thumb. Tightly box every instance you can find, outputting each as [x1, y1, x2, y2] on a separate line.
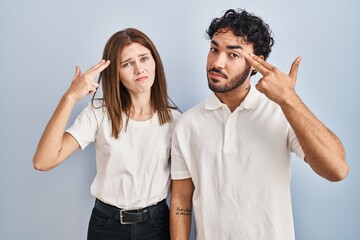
[288, 56, 302, 83]
[255, 78, 264, 93]
[72, 65, 81, 82]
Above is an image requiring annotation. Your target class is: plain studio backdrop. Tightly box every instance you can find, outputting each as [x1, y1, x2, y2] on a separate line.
[1, 0, 359, 239]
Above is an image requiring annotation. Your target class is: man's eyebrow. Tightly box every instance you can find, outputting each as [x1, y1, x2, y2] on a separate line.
[210, 40, 243, 50]
[227, 45, 243, 50]
[210, 40, 219, 47]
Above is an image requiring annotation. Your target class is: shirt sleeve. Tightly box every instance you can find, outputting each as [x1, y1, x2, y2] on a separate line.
[288, 126, 305, 160]
[66, 103, 99, 150]
[171, 118, 192, 180]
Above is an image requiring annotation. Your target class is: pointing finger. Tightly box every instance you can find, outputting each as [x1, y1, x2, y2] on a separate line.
[84, 60, 106, 73]
[244, 53, 272, 76]
[83, 60, 111, 77]
[95, 60, 111, 74]
[250, 54, 275, 71]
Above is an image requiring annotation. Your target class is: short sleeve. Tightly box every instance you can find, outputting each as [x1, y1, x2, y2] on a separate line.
[288, 126, 305, 160]
[66, 103, 99, 150]
[171, 119, 192, 180]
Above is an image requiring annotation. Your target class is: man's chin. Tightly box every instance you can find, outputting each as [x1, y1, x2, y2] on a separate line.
[208, 83, 225, 93]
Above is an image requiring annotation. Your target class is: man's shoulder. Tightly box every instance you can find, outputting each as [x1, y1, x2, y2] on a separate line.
[169, 108, 182, 119]
[173, 100, 206, 129]
[180, 100, 206, 118]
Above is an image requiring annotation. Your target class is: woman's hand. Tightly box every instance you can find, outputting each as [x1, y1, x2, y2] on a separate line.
[65, 59, 110, 102]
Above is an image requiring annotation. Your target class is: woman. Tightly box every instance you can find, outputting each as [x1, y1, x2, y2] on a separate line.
[33, 28, 180, 240]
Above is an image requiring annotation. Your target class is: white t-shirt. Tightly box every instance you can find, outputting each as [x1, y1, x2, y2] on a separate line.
[171, 86, 304, 240]
[66, 100, 181, 209]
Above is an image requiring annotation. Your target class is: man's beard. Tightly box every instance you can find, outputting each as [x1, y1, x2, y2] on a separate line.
[207, 66, 251, 93]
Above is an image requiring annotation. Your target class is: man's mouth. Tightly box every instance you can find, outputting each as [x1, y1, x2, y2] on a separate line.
[208, 68, 227, 79]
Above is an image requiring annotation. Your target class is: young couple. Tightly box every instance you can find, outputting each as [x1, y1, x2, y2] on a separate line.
[34, 8, 348, 240]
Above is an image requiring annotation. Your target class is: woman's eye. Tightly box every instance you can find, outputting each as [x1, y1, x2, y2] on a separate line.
[141, 56, 149, 62]
[122, 62, 132, 68]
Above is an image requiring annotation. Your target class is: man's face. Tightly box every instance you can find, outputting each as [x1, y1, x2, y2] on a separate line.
[207, 30, 254, 93]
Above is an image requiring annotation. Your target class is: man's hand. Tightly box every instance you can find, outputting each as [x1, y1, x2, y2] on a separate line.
[244, 53, 302, 105]
[243, 52, 348, 181]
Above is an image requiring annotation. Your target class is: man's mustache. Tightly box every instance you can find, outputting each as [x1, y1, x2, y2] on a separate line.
[208, 68, 228, 79]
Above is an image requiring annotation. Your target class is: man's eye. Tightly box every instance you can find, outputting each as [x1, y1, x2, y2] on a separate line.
[210, 47, 217, 52]
[230, 53, 240, 58]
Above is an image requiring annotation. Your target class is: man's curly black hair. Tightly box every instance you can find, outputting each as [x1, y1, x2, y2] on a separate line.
[206, 9, 274, 73]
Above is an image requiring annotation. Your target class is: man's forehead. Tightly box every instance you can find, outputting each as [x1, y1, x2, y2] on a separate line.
[212, 30, 253, 49]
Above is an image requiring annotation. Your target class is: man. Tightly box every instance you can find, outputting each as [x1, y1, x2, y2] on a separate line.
[170, 9, 349, 240]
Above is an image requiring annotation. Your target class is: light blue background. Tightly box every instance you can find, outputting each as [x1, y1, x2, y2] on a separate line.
[1, 0, 359, 239]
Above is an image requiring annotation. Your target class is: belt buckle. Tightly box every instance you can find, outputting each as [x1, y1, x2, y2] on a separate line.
[120, 209, 136, 224]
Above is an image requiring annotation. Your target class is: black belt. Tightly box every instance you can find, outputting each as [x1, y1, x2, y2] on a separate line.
[95, 198, 167, 224]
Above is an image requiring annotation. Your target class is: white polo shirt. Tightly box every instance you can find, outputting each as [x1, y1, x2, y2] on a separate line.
[171, 86, 304, 240]
[66, 100, 181, 209]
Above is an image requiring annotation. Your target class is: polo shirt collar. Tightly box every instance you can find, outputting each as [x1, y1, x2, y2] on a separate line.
[204, 84, 262, 111]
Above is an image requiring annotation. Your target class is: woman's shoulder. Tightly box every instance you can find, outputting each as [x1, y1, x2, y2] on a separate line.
[83, 99, 107, 117]
[89, 99, 104, 108]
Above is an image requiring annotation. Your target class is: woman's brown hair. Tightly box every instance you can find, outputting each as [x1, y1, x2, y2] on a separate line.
[92, 28, 175, 138]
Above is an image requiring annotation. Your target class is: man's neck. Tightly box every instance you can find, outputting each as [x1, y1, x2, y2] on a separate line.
[215, 84, 251, 112]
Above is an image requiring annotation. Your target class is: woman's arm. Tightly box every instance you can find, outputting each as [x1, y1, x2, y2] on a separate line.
[33, 60, 110, 171]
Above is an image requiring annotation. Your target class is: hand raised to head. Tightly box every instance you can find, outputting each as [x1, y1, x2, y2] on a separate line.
[243, 53, 302, 105]
[65, 60, 110, 102]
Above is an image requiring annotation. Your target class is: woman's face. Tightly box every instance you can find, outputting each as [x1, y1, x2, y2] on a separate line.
[119, 42, 156, 96]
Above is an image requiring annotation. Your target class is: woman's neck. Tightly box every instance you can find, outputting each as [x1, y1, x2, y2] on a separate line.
[128, 92, 154, 121]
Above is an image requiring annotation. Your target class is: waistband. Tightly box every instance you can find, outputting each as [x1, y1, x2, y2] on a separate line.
[95, 199, 167, 224]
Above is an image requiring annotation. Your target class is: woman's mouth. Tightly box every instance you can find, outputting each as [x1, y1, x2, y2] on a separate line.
[135, 76, 148, 81]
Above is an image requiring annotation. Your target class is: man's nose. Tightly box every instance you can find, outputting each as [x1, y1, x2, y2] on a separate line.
[212, 53, 226, 69]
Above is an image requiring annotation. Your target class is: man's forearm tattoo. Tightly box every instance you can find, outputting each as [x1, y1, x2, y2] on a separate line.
[175, 207, 191, 216]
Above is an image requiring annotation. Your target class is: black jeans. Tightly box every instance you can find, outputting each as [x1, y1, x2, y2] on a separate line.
[87, 200, 170, 240]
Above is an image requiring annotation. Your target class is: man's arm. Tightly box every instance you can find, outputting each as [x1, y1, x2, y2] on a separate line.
[279, 92, 347, 181]
[170, 178, 194, 240]
[244, 53, 349, 181]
